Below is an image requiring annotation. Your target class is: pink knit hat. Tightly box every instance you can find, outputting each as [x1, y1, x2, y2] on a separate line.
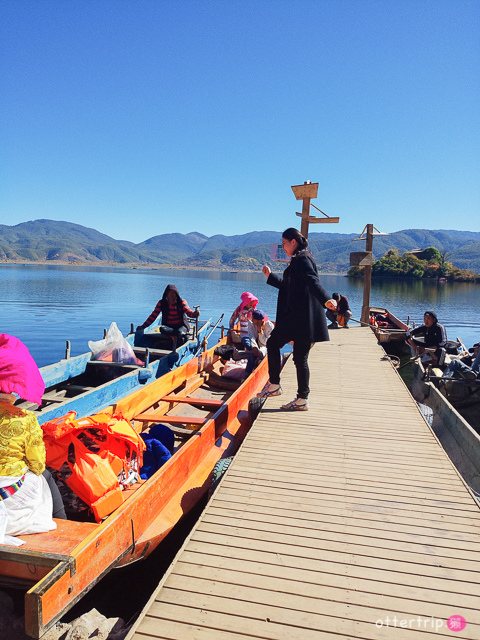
[0, 334, 45, 405]
[240, 291, 258, 311]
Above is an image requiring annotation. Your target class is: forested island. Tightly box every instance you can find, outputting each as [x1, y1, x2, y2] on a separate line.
[348, 247, 480, 282]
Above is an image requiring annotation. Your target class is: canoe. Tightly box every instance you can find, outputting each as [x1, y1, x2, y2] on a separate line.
[410, 358, 480, 497]
[0, 335, 269, 638]
[368, 307, 410, 346]
[412, 357, 480, 433]
[17, 316, 214, 426]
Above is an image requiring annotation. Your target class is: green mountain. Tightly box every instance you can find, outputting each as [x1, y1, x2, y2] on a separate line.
[0, 220, 479, 273]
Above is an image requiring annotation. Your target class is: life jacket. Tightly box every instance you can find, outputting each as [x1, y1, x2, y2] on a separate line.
[42, 412, 145, 522]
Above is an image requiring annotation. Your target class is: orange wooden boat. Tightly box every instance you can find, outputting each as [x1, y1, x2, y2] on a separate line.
[0, 337, 269, 638]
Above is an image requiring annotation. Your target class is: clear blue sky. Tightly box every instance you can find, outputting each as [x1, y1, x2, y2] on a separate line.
[1, 0, 479, 243]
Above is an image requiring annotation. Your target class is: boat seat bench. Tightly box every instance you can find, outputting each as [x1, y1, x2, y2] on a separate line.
[58, 384, 96, 391]
[160, 395, 224, 408]
[132, 347, 172, 357]
[87, 361, 142, 370]
[133, 413, 205, 426]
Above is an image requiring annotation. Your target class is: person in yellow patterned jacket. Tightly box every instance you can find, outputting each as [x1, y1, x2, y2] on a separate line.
[0, 334, 57, 546]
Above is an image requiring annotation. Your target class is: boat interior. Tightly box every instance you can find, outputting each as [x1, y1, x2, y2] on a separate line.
[16, 319, 209, 418]
[21, 351, 243, 527]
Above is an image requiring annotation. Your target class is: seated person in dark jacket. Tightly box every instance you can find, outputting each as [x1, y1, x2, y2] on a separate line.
[326, 292, 352, 329]
[406, 310, 447, 364]
[136, 284, 199, 348]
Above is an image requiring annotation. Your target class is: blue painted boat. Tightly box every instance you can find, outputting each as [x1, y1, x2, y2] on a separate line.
[19, 316, 215, 425]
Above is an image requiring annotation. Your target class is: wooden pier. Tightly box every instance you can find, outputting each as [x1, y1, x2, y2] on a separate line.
[126, 326, 480, 640]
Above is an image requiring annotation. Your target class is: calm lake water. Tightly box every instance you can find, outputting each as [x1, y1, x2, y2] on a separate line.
[1, 264, 480, 367]
[2, 263, 480, 626]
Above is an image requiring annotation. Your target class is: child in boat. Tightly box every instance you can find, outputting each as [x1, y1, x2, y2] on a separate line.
[228, 291, 259, 349]
[0, 334, 61, 546]
[136, 284, 199, 348]
[244, 309, 274, 376]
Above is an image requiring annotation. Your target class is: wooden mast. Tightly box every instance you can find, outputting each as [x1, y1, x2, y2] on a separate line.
[291, 181, 339, 238]
[350, 224, 390, 325]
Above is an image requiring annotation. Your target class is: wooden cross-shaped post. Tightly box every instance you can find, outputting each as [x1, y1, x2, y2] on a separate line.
[291, 181, 339, 238]
[350, 225, 390, 324]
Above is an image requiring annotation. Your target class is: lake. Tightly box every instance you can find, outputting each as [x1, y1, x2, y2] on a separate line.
[2, 262, 480, 628]
[1, 264, 480, 367]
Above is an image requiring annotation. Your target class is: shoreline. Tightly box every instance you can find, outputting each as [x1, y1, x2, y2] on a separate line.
[0, 260, 347, 276]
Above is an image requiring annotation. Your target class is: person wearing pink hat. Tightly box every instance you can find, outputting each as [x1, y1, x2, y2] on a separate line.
[0, 334, 58, 546]
[228, 291, 259, 349]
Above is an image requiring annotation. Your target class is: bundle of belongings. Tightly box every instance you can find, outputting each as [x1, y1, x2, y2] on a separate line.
[214, 344, 248, 380]
[139, 423, 175, 479]
[42, 412, 146, 521]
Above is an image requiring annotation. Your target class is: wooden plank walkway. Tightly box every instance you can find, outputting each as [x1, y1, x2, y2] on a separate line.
[126, 326, 480, 640]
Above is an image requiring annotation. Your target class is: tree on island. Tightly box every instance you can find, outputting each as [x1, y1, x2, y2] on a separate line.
[348, 246, 479, 282]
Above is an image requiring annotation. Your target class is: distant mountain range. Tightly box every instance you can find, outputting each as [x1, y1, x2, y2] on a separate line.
[1, 219, 479, 273]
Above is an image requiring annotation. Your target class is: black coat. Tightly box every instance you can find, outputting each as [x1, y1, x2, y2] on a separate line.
[267, 251, 331, 343]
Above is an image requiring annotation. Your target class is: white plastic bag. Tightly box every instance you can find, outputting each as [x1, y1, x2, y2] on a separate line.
[222, 359, 247, 380]
[88, 322, 142, 365]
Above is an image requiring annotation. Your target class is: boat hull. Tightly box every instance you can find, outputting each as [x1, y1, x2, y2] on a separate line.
[369, 307, 410, 355]
[412, 361, 480, 494]
[0, 340, 268, 638]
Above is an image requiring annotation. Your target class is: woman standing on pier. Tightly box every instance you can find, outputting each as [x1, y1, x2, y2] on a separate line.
[257, 227, 337, 410]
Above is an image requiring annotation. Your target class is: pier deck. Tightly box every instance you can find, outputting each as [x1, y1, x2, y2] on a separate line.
[126, 326, 480, 640]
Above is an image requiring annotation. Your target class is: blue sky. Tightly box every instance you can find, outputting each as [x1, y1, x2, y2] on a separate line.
[1, 0, 479, 243]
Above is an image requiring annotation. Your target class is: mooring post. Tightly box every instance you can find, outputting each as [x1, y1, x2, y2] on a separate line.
[361, 224, 374, 325]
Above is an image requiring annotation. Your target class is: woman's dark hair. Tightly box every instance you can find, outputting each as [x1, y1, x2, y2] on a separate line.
[282, 227, 308, 254]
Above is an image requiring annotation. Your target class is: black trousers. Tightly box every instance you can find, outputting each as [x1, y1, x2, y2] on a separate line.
[43, 469, 67, 519]
[266, 327, 312, 399]
[160, 325, 188, 347]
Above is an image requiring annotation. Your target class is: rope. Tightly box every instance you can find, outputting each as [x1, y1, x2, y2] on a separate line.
[380, 354, 400, 368]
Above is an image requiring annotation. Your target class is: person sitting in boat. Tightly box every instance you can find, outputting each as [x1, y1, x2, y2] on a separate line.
[326, 292, 352, 329]
[244, 310, 274, 377]
[405, 311, 447, 364]
[228, 291, 258, 348]
[0, 334, 65, 547]
[136, 284, 199, 348]
[442, 341, 480, 381]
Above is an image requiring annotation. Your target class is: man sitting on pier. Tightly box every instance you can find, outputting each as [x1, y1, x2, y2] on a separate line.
[405, 311, 447, 364]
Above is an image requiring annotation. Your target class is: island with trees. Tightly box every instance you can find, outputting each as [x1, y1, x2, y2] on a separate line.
[348, 247, 480, 282]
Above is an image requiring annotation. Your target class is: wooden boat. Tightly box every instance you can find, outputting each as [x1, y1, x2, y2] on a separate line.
[407, 357, 480, 504]
[0, 336, 269, 638]
[368, 306, 410, 345]
[412, 356, 480, 433]
[17, 316, 214, 426]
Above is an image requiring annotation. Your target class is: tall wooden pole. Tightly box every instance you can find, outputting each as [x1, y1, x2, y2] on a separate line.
[361, 224, 374, 325]
[300, 196, 311, 238]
